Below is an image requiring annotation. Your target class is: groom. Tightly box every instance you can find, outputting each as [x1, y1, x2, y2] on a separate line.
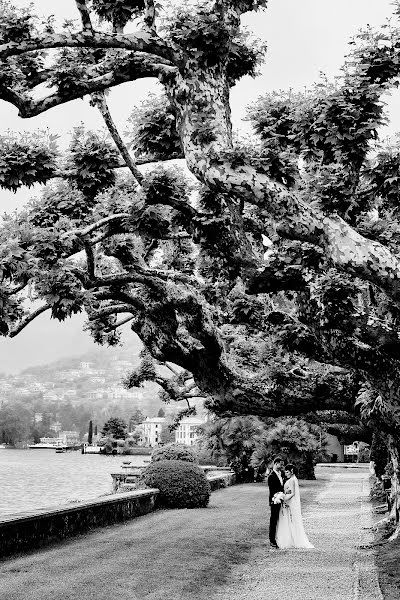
[267, 456, 284, 549]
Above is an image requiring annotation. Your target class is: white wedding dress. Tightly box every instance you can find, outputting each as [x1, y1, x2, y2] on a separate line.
[275, 475, 314, 549]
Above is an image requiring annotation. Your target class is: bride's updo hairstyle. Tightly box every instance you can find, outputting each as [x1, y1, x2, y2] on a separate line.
[284, 464, 297, 476]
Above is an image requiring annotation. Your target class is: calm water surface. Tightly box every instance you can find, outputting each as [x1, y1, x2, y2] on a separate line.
[0, 449, 149, 518]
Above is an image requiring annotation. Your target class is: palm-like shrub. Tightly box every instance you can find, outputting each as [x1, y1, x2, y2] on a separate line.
[141, 459, 211, 508]
[251, 417, 321, 479]
[151, 442, 197, 463]
[198, 416, 265, 482]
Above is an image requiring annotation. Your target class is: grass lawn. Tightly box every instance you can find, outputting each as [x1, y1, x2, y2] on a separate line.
[0, 479, 323, 600]
[374, 519, 400, 600]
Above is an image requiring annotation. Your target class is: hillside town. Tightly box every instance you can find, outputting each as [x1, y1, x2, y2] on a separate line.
[0, 344, 206, 447]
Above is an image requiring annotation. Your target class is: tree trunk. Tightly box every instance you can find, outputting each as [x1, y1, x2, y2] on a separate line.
[387, 435, 400, 539]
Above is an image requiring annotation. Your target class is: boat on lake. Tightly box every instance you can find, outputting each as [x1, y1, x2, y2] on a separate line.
[28, 443, 67, 450]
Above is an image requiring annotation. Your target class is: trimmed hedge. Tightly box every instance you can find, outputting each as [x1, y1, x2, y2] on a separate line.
[151, 442, 197, 463]
[141, 459, 211, 508]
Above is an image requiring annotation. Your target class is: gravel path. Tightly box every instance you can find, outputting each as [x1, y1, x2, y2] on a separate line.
[212, 465, 383, 600]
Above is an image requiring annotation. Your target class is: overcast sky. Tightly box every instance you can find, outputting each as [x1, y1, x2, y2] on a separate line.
[0, 0, 397, 373]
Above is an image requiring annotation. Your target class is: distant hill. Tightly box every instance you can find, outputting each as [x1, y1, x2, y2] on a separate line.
[20, 337, 142, 378]
[0, 336, 174, 433]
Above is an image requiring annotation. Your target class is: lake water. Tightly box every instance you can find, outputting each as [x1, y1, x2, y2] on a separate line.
[0, 449, 150, 518]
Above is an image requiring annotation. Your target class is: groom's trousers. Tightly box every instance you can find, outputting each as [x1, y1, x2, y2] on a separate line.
[269, 503, 280, 544]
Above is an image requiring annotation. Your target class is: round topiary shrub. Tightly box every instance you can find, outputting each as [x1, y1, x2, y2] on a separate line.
[151, 442, 197, 463]
[141, 459, 211, 508]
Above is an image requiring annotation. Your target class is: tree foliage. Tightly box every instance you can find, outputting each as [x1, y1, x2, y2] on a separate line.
[101, 416, 127, 439]
[1, 0, 400, 487]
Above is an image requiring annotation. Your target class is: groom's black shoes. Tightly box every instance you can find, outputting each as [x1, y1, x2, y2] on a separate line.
[270, 542, 278, 549]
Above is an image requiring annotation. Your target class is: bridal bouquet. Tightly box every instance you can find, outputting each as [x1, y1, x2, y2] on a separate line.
[272, 492, 285, 504]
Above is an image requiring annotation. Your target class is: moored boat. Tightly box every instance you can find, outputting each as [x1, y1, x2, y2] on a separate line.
[28, 443, 67, 449]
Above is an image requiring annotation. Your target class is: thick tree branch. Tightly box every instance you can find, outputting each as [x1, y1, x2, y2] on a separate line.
[247, 242, 323, 295]
[163, 362, 181, 376]
[25, 69, 54, 89]
[8, 57, 177, 118]
[84, 243, 95, 279]
[51, 153, 184, 181]
[66, 214, 131, 239]
[0, 30, 174, 61]
[0, 85, 28, 113]
[91, 267, 196, 289]
[143, 239, 159, 262]
[188, 153, 400, 304]
[4, 280, 29, 296]
[105, 315, 135, 331]
[134, 265, 196, 284]
[88, 304, 135, 319]
[164, 233, 192, 240]
[144, 0, 156, 31]
[75, 0, 94, 33]
[9, 304, 51, 337]
[184, 390, 207, 398]
[91, 91, 144, 184]
[146, 191, 199, 220]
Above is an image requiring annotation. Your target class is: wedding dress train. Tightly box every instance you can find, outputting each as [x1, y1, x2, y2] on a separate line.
[275, 475, 314, 549]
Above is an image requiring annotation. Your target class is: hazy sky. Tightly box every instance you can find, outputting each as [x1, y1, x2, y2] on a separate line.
[0, 0, 397, 373]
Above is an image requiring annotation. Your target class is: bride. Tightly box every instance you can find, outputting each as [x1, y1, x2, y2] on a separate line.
[275, 463, 314, 549]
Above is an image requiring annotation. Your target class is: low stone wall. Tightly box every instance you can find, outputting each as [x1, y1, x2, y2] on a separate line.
[0, 471, 237, 559]
[0, 488, 158, 559]
[116, 470, 237, 493]
[207, 471, 236, 491]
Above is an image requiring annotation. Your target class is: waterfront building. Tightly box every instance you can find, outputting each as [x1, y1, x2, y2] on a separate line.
[39, 437, 63, 445]
[141, 417, 166, 446]
[59, 431, 80, 445]
[175, 417, 206, 446]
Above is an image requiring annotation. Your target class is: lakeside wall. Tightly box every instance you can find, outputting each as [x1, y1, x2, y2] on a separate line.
[0, 489, 158, 559]
[0, 472, 236, 559]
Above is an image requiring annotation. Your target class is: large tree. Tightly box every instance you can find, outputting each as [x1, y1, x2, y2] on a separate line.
[1, 0, 400, 497]
[101, 416, 127, 439]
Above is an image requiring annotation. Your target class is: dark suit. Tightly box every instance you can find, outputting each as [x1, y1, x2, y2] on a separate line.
[268, 469, 284, 545]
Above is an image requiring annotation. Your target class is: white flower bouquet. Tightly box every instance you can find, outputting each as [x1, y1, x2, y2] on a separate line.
[272, 492, 285, 504]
